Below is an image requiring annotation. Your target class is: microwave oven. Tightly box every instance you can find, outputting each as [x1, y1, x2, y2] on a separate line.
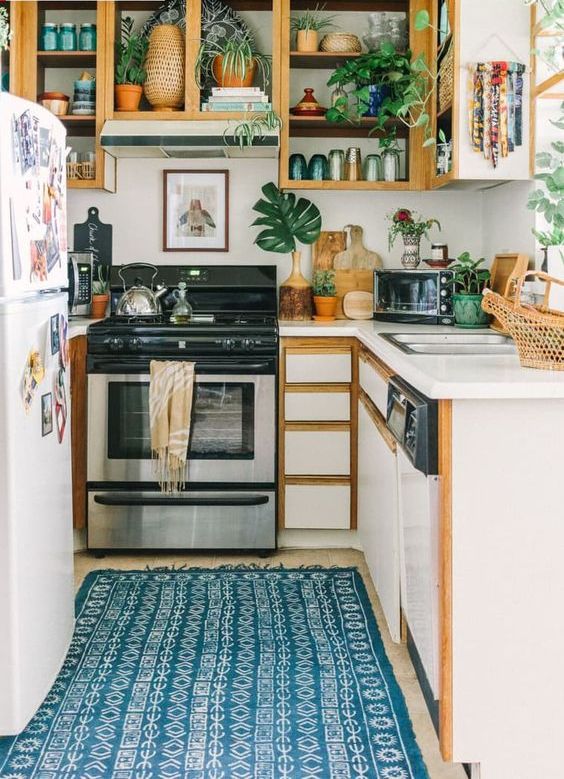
[373, 269, 455, 325]
[68, 252, 93, 316]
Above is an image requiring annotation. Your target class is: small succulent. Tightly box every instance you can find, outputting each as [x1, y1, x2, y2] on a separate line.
[312, 270, 337, 297]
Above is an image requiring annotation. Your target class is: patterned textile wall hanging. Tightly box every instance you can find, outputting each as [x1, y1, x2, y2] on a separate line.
[467, 61, 526, 169]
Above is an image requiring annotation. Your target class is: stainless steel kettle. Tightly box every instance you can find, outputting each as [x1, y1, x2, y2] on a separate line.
[115, 263, 167, 317]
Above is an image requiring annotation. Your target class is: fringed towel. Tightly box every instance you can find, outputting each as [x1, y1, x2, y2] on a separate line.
[149, 360, 195, 492]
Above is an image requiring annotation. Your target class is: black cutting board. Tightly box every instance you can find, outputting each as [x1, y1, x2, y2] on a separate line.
[73, 207, 113, 272]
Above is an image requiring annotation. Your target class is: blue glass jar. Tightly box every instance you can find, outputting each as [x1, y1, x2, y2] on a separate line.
[58, 23, 77, 51]
[40, 22, 58, 51]
[307, 154, 328, 181]
[79, 23, 96, 51]
[289, 153, 308, 180]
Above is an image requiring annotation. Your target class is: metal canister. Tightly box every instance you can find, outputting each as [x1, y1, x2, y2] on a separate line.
[328, 149, 345, 181]
[345, 147, 362, 181]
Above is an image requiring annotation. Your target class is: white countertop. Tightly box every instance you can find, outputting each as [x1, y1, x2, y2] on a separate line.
[279, 320, 564, 399]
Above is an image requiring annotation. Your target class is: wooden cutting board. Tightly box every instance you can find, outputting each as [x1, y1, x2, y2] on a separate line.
[312, 231, 347, 272]
[343, 290, 374, 320]
[335, 270, 374, 319]
[73, 206, 113, 276]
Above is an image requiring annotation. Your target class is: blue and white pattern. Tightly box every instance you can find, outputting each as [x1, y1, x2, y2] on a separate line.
[0, 568, 429, 779]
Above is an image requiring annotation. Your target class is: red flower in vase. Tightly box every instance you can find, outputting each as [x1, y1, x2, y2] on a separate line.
[393, 209, 413, 223]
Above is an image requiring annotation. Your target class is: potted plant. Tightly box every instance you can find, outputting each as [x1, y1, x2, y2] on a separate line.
[91, 265, 109, 319]
[225, 110, 282, 150]
[450, 251, 491, 328]
[291, 5, 336, 53]
[312, 270, 338, 320]
[115, 16, 148, 112]
[196, 34, 271, 90]
[251, 182, 321, 320]
[387, 208, 440, 269]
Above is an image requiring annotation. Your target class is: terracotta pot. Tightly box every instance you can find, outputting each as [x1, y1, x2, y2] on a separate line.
[114, 84, 143, 112]
[313, 295, 338, 320]
[296, 29, 319, 52]
[144, 24, 185, 111]
[279, 251, 313, 321]
[212, 55, 257, 88]
[91, 294, 109, 319]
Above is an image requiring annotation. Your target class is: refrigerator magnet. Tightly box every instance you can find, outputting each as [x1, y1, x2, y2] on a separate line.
[41, 393, 53, 437]
[54, 368, 67, 444]
[50, 314, 60, 355]
[23, 350, 45, 413]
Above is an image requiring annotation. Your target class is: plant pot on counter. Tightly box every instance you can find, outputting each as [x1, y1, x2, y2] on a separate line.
[114, 84, 143, 112]
[453, 293, 491, 328]
[91, 293, 109, 319]
[313, 295, 338, 321]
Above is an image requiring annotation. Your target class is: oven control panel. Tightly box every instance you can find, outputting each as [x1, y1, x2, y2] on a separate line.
[96, 333, 278, 356]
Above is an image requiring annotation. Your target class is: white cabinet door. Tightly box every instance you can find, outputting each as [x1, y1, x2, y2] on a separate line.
[358, 400, 401, 643]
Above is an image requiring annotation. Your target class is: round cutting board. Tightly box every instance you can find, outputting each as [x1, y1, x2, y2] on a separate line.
[343, 290, 373, 320]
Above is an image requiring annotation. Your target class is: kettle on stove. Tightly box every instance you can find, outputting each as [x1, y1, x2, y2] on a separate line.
[115, 263, 168, 317]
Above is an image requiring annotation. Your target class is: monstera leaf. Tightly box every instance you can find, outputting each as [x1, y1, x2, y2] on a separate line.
[251, 182, 322, 254]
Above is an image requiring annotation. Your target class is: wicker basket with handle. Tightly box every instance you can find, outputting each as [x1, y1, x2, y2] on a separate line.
[481, 271, 564, 370]
[438, 41, 454, 112]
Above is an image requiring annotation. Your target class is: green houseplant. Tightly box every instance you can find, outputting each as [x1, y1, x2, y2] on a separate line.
[450, 251, 491, 328]
[291, 5, 336, 52]
[91, 265, 109, 319]
[251, 182, 321, 320]
[312, 270, 338, 319]
[115, 16, 148, 111]
[225, 110, 282, 150]
[387, 208, 440, 269]
[196, 34, 271, 90]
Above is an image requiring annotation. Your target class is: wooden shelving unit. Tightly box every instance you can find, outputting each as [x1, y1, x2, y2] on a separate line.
[430, 0, 457, 189]
[290, 51, 362, 68]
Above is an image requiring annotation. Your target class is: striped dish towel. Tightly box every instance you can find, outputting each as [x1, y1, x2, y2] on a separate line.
[149, 360, 195, 493]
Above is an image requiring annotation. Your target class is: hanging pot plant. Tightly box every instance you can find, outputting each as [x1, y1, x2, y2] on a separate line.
[450, 251, 492, 328]
[114, 16, 148, 112]
[251, 182, 321, 320]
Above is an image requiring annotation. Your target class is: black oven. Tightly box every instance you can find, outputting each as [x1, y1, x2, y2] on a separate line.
[374, 269, 455, 325]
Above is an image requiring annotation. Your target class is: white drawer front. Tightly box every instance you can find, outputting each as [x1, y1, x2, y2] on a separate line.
[285, 484, 350, 529]
[285, 391, 350, 422]
[285, 430, 350, 475]
[286, 352, 351, 384]
[359, 357, 388, 417]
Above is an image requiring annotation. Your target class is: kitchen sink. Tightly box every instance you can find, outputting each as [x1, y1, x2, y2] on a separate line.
[380, 332, 517, 355]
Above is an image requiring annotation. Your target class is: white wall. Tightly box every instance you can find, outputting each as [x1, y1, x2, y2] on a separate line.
[481, 181, 536, 263]
[67, 157, 487, 279]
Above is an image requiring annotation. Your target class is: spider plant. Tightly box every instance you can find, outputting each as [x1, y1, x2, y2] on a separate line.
[290, 5, 337, 34]
[225, 111, 282, 151]
[195, 33, 271, 89]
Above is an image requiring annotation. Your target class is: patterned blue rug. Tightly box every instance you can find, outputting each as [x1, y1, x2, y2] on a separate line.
[0, 567, 429, 779]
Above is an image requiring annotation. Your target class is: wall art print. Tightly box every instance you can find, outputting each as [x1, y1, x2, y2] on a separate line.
[163, 169, 229, 252]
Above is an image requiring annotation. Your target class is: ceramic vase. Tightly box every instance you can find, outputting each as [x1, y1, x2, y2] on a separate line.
[452, 293, 491, 328]
[144, 24, 185, 111]
[279, 251, 313, 321]
[401, 235, 421, 269]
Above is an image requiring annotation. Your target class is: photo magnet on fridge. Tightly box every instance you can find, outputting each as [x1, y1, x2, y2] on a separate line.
[41, 392, 53, 437]
[50, 314, 60, 355]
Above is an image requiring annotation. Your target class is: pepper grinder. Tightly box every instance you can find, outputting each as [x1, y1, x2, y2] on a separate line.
[345, 147, 362, 181]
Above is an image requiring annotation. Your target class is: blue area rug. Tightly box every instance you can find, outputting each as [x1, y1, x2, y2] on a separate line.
[0, 567, 429, 779]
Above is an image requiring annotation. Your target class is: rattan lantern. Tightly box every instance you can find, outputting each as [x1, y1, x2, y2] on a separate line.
[144, 24, 185, 111]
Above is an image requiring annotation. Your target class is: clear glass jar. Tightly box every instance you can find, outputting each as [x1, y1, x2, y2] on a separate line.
[79, 23, 96, 51]
[170, 282, 193, 324]
[58, 23, 77, 51]
[382, 148, 400, 181]
[328, 149, 345, 181]
[330, 84, 347, 109]
[40, 23, 59, 51]
[363, 154, 382, 181]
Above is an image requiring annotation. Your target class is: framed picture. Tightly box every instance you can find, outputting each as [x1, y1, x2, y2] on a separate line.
[50, 313, 60, 355]
[41, 392, 53, 437]
[163, 170, 229, 252]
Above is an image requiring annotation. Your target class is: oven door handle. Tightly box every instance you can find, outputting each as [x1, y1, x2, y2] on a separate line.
[87, 359, 275, 374]
[93, 494, 270, 507]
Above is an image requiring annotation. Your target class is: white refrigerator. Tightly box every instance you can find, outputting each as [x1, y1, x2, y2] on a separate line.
[0, 93, 74, 735]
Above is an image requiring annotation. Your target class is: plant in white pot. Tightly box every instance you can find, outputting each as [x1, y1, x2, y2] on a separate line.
[451, 251, 491, 328]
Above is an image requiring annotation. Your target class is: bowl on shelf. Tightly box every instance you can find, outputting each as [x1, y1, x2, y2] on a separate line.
[423, 258, 454, 269]
[38, 92, 69, 116]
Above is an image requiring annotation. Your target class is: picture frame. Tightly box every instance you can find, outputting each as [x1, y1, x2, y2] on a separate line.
[50, 313, 60, 355]
[163, 170, 229, 252]
[41, 392, 53, 437]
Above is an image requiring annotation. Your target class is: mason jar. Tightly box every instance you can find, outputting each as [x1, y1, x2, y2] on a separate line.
[79, 23, 96, 51]
[58, 23, 77, 51]
[40, 23, 59, 51]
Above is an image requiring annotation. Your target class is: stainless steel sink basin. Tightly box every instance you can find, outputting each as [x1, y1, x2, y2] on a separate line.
[380, 332, 517, 355]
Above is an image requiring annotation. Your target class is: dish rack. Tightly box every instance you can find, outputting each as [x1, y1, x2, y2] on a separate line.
[482, 270, 564, 370]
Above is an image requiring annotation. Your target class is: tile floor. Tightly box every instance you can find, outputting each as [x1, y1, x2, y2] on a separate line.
[74, 547, 467, 779]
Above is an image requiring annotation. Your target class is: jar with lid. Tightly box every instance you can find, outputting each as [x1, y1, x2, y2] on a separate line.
[431, 243, 449, 261]
[79, 23, 96, 51]
[170, 282, 193, 324]
[58, 23, 77, 51]
[40, 22, 59, 51]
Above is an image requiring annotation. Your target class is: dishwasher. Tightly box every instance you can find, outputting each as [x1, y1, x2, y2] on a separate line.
[386, 376, 441, 722]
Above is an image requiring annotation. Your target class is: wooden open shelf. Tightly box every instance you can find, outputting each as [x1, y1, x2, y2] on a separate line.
[37, 51, 97, 67]
[289, 115, 407, 138]
[285, 179, 410, 190]
[290, 51, 362, 69]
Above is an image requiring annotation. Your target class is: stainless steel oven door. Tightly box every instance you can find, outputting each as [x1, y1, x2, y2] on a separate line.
[88, 371, 275, 484]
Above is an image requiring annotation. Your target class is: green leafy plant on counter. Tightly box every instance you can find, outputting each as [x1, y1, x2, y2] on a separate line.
[115, 16, 148, 85]
[387, 207, 441, 250]
[0, 6, 12, 51]
[527, 100, 564, 249]
[312, 269, 336, 297]
[225, 110, 282, 151]
[450, 252, 491, 295]
[290, 5, 337, 35]
[92, 264, 109, 296]
[195, 34, 271, 89]
[251, 182, 321, 253]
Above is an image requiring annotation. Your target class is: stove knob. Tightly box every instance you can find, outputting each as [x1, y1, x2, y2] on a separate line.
[243, 338, 255, 351]
[222, 337, 236, 352]
[108, 337, 124, 353]
[128, 336, 142, 352]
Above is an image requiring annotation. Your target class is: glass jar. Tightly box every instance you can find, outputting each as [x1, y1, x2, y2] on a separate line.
[79, 23, 96, 51]
[307, 154, 328, 181]
[328, 149, 345, 181]
[289, 153, 308, 180]
[330, 84, 347, 109]
[41, 22, 59, 51]
[382, 148, 400, 181]
[58, 23, 77, 51]
[363, 153, 382, 182]
[171, 282, 193, 324]
[431, 243, 449, 261]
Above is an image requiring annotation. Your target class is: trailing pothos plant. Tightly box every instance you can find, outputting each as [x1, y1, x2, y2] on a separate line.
[115, 16, 148, 86]
[527, 100, 564, 248]
[251, 182, 321, 254]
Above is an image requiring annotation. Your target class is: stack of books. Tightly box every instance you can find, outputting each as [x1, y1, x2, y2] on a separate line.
[201, 87, 271, 112]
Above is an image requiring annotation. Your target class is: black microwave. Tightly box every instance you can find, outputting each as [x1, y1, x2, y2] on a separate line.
[373, 269, 455, 325]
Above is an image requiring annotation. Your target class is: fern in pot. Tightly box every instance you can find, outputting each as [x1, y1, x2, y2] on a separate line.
[451, 251, 491, 328]
[251, 182, 321, 320]
[312, 270, 338, 320]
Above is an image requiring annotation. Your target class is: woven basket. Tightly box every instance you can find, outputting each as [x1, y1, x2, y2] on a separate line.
[482, 271, 564, 371]
[320, 33, 362, 53]
[438, 40, 454, 112]
[144, 24, 185, 111]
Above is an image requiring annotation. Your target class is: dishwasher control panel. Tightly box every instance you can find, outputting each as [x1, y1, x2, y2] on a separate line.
[386, 376, 438, 475]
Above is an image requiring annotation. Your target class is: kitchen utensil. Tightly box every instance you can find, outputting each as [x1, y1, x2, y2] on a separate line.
[115, 263, 168, 317]
[312, 231, 347, 272]
[343, 290, 374, 319]
[290, 88, 327, 116]
[307, 154, 328, 180]
[328, 149, 345, 181]
[335, 270, 374, 319]
[289, 153, 308, 180]
[333, 225, 382, 270]
[73, 206, 113, 271]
